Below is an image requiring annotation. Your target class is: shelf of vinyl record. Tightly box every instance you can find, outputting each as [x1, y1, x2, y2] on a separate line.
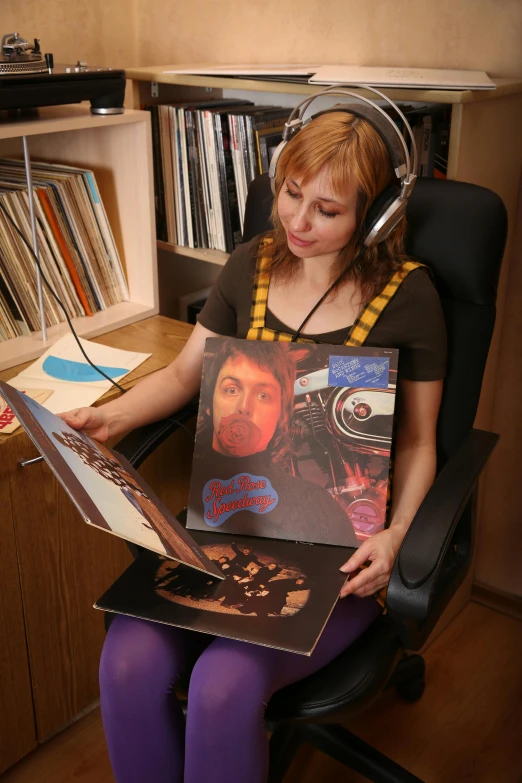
[0, 105, 158, 371]
[129, 75, 459, 268]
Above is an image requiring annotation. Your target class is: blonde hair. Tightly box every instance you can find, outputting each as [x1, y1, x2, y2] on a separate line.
[265, 111, 410, 302]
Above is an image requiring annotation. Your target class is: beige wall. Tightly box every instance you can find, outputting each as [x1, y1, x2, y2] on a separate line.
[1, 1, 137, 67]
[3, 0, 522, 597]
[137, 0, 522, 77]
[3, 0, 522, 76]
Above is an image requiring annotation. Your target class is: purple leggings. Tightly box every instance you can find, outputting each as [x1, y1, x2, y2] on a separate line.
[99, 595, 381, 783]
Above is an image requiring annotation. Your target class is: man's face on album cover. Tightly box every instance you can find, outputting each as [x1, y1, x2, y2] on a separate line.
[211, 355, 282, 458]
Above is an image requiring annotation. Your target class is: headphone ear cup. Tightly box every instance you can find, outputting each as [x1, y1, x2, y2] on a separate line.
[269, 119, 304, 194]
[268, 139, 287, 194]
[362, 184, 402, 247]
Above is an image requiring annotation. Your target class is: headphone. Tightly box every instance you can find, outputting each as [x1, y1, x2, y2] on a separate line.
[268, 85, 417, 248]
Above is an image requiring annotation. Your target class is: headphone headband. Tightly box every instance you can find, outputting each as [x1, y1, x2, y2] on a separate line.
[268, 84, 417, 247]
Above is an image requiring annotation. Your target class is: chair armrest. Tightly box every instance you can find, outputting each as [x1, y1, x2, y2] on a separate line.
[386, 428, 498, 649]
[397, 428, 498, 588]
[113, 399, 199, 470]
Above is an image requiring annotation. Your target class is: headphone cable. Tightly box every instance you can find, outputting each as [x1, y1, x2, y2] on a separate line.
[0, 201, 199, 443]
[0, 199, 126, 393]
[291, 245, 367, 342]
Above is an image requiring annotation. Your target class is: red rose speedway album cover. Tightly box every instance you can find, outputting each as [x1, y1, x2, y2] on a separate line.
[186, 338, 399, 548]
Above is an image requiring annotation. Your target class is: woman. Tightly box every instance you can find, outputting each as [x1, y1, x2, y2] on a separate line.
[61, 109, 446, 783]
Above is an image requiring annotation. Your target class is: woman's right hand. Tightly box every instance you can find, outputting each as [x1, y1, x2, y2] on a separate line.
[58, 406, 112, 442]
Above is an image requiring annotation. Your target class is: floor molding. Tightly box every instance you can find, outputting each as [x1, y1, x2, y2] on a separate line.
[471, 582, 522, 621]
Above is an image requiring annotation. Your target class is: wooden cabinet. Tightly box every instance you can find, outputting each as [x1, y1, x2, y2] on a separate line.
[0, 316, 194, 773]
[0, 447, 36, 770]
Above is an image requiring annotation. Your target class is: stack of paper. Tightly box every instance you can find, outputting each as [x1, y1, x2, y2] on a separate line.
[7, 333, 151, 422]
[308, 65, 495, 90]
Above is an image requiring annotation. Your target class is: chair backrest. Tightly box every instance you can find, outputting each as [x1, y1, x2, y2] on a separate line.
[243, 174, 508, 467]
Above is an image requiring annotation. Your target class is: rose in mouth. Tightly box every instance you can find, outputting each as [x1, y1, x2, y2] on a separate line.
[216, 414, 262, 457]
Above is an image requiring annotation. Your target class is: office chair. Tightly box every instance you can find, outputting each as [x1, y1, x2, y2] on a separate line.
[115, 174, 507, 783]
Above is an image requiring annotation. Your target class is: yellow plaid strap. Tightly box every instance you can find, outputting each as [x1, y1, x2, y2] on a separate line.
[346, 260, 424, 347]
[249, 239, 272, 330]
[247, 238, 316, 343]
[248, 241, 423, 353]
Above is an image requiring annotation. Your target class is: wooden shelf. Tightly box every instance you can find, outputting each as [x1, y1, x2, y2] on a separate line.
[0, 302, 157, 372]
[157, 240, 228, 266]
[127, 66, 522, 106]
[0, 104, 159, 370]
[0, 104, 150, 140]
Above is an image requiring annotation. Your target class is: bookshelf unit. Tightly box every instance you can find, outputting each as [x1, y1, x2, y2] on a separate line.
[0, 104, 159, 371]
[127, 67, 522, 268]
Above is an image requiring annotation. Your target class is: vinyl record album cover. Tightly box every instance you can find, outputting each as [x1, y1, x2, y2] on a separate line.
[187, 338, 398, 547]
[0, 381, 222, 579]
[95, 531, 350, 655]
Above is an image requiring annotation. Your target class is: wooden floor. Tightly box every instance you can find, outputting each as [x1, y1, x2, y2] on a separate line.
[2, 601, 521, 783]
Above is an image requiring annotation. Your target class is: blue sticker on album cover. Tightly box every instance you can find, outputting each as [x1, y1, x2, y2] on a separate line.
[203, 473, 279, 527]
[328, 356, 390, 389]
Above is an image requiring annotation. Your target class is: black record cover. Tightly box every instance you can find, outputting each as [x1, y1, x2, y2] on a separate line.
[246, 108, 290, 174]
[257, 127, 285, 173]
[185, 108, 208, 248]
[184, 109, 203, 248]
[187, 338, 398, 548]
[95, 531, 351, 656]
[145, 106, 168, 242]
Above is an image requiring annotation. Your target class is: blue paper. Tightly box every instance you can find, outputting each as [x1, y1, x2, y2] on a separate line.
[42, 356, 128, 383]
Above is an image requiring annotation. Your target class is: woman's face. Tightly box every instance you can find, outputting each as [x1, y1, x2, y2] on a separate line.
[277, 167, 358, 263]
[211, 355, 282, 457]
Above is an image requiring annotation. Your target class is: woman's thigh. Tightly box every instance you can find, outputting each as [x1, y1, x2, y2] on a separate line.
[187, 594, 382, 713]
[99, 614, 211, 696]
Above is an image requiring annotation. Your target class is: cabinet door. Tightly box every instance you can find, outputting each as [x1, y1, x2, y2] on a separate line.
[0, 445, 36, 773]
[4, 433, 132, 741]
[3, 419, 194, 743]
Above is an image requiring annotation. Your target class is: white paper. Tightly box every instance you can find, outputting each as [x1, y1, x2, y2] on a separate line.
[8, 334, 151, 414]
[309, 65, 496, 90]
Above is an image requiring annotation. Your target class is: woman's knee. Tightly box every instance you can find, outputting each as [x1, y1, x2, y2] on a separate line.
[187, 640, 274, 722]
[99, 615, 185, 695]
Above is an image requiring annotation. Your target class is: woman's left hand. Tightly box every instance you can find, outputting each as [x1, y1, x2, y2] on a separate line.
[339, 526, 406, 599]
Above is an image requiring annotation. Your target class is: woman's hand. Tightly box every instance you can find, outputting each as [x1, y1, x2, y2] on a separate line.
[57, 406, 112, 442]
[339, 526, 406, 599]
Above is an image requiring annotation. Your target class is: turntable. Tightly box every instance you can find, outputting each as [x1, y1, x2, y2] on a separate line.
[0, 32, 126, 114]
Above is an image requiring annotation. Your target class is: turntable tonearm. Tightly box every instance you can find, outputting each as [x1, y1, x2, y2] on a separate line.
[0, 32, 126, 114]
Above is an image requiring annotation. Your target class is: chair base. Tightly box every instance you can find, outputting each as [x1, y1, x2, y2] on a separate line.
[385, 653, 426, 702]
[269, 723, 425, 783]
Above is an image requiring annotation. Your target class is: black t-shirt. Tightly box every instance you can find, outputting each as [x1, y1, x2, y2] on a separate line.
[198, 236, 447, 381]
